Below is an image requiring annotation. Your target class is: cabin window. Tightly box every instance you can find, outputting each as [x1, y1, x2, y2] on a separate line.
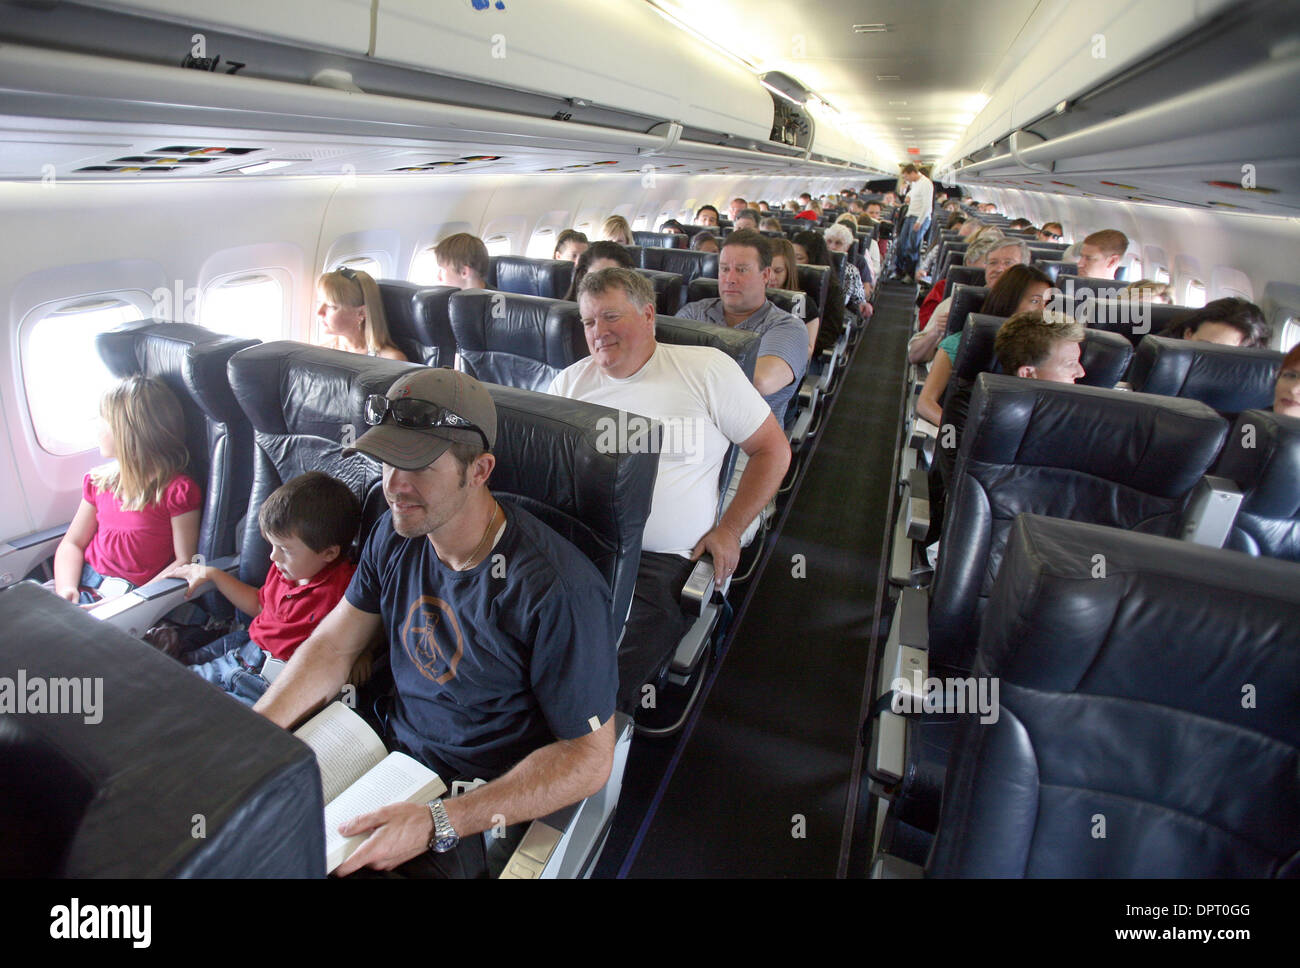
[1153, 266, 1171, 285]
[632, 214, 650, 231]
[408, 247, 440, 286]
[23, 297, 143, 456]
[526, 228, 556, 259]
[1127, 256, 1143, 280]
[484, 234, 512, 257]
[330, 256, 383, 278]
[200, 272, 285, 343]
[1184, 279, 1208, 308]
[1282, 317, 1300, 354]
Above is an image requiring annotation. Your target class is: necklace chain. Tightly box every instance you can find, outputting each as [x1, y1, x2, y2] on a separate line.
[460, 501, 500, 571]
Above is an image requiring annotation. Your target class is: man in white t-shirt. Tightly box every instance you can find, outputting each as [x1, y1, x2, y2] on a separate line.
[895, 164, 934, 281]
[548, 268, 791, 707]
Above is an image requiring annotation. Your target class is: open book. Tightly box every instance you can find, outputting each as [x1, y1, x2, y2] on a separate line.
[294, 701, 446, 873]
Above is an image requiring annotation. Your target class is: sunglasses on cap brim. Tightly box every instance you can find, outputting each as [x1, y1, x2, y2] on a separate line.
[364, 394, 490, 450]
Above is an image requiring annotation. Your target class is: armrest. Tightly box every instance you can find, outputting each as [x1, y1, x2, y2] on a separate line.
[869, 587, 929, 785]
[89, 554, 240, 636]
[1181, 475, 1244, 549]
[0, 524, 70, 587]
[904, 468, 930, 541]
[870, 852, 925, 879]
[680, 556, 716, 616]
[499, 713, 632, 879]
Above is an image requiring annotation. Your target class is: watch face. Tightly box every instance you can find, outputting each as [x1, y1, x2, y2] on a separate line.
[435, 831, 459, 853]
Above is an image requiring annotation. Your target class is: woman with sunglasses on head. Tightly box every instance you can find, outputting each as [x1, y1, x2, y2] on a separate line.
[316, 267, 408, 361]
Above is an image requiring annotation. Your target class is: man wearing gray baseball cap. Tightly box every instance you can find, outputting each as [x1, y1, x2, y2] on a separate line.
[255, 368, 617, 878]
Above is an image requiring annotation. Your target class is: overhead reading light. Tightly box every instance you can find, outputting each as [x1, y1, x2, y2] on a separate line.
[876, 75, 901, 81]
[853, 23, 888, 32]
[896, 116, 911, 121]
[645, 2, 761, 74]
[888, 100, 908, 106]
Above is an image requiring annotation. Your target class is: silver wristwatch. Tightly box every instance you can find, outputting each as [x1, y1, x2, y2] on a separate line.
[427, 798, 459, 853]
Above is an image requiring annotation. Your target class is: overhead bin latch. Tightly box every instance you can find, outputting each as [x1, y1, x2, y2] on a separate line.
[1009, 128, 1053, 173]
[641, 121, 683, 156]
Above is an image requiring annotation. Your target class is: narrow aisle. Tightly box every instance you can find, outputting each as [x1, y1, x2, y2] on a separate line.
[623, 283, 915, 877]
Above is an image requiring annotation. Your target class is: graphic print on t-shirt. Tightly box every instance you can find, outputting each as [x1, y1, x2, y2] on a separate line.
[400, 595, 463, 684]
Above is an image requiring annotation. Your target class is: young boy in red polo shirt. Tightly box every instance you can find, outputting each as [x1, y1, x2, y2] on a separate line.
[168, 471, 361, 705]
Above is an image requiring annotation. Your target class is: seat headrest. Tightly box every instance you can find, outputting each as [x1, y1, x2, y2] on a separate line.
[632, 267, 685, 315]
[486, 256, 574, 301]
[654, 316, 760, 380]
[963, 373, 1229, 498]
[227, 341, 409, 439]
[1127, 335, 1281, 415]
[944, 265, 985, 289]
[952, 314, 1004, 381]
[377, 280, 457, 367]
[633, 231, 687, 249]
[1215, 409, 1300, 561]
[639, 246, 718, 281]
[447, 290, 587, 392]
[945, 284, 989, 336]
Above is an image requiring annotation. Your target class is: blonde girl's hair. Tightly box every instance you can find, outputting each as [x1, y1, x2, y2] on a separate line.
[318, 268, 398, 356]
[601, 215, 634, 245]
[90, 376, 191, 511]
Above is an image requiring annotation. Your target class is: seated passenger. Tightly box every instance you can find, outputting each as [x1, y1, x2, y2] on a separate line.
[915, 264, 1055, 426]
[910, 235, 1029, 364]
[169, 471, 360, 706]
[316, 268, 408, 361]
[553, 229, 589, 264]
[256, 369, 617, 878]
[1075, 229, 1129, 279]
[1159, 297, 1270, 347]
[734, 208, 761, 231]
[696, 204, 720, 227]
[824, 223, 872, 316]
[770, 237, 818, 360]
[865, 201, 883, 222]
[659, 219, 688, 236]
[1008, 218, 1033, 230]
[784, 200, 802, 213]
[435, 233, 490, 290]
[1037, 222, 1064, 242]
[691, 232, 721, 254]
[1273, 343, 1300, 417]
[791, 232, 847, 358]
[798, 192, 813, 209]
[994, 310, 1087, 383]
[760, 216, 784, 233]
[549, 268, 791, 707]
[53, 377, 201, 604]
[562, 240, 632, 301]
[677, 230, 809, 422]
[729, 198, 749, 221]
[601, 215, 634, 246]
[756, 201, 771, 213]
[1122, 279, 1171, 304]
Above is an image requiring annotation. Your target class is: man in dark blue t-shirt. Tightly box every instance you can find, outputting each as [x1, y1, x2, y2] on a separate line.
[254, 368, 616, 878]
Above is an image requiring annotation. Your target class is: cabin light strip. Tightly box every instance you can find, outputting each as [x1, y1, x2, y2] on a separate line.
[643, 1, 762, 75]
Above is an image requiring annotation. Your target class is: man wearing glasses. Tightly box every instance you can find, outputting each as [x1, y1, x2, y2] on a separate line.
[255, 368, 616, 878]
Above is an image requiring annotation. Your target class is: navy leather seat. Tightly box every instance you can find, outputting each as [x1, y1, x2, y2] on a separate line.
[633, 231, 687, 249]
[226, 343, 399, 602]
[685, 278, 808, 320]
[943, 265, 985, 291]
[944, 284, 988, 336]
[796, 264, 831, 324]
[926, 513, 1300, 877]
[638, 247, 718, 304]
[0, 582, 322, 875]
[447, 290, 587, 392]
[1215, 409, 1300, 561]
[96, 320, 258, 617]
[634, 267, 685, 316]
[930, 373, 1228, 672]
[377, 280, 457, 367]
[486, 255, 574, 301]
[1126, 335, 1282, 415]
[1070, 298, 1193, 348]
[1035, 259, 1077, 282]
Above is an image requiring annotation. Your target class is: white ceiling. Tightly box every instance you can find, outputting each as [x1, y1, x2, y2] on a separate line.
[652, 0, 1044, 165]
